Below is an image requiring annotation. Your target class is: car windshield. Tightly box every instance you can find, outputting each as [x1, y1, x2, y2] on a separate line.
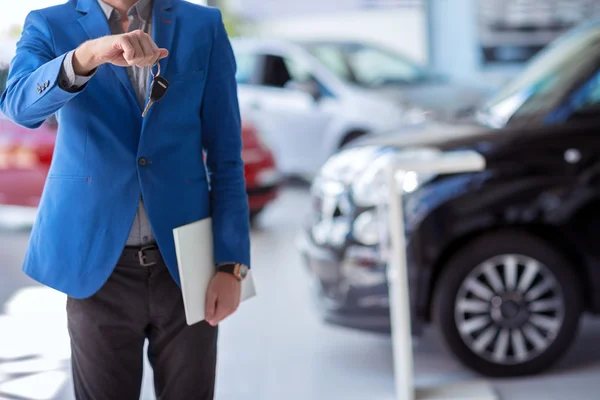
[304, 42, 429, 87]
[478, 22, 600, 128]
[0, 67, 7, 93]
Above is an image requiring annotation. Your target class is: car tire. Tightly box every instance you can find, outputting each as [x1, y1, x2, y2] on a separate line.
[249, 209, 262, 225]
[432, 230, 583, 377]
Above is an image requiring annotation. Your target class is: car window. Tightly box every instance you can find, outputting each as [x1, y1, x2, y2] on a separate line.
[0, 67, 7, 93]
[46, 114, 58, 125]
[235, 53, 259, 84]
[568, 69, 600, 115]
[260, 54, 314, 87]
[284, 57, 313, 83]
[480, 24, 600, 127]
[307, 47, 353, 82]
[347, 46, 423, 86]
[305, 42, 427, 87]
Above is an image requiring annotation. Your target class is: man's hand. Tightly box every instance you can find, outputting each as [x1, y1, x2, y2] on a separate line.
[73, 30, 169, 75]
[205, 272, 242, 326]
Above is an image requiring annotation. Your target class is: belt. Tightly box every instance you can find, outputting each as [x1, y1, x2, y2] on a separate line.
[119, 245, 163, 267]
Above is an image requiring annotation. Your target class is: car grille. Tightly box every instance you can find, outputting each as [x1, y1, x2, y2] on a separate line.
[310, 179, 353, 246]
[311, 178, 347, 219]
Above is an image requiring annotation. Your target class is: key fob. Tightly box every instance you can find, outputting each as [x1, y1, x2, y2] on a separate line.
[149, 76, 170, 102]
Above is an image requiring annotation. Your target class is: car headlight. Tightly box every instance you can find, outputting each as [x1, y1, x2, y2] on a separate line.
[352, 210, 380, 245]
[318, 146, 383, 183]
[402, 171, 430, 193]
[351, 154, 394, 207]
[351, 150, 438, 207]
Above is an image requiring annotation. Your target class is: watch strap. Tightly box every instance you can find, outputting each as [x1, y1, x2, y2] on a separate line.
[216, 262, 248, 281]
[216, 263, 237, 275]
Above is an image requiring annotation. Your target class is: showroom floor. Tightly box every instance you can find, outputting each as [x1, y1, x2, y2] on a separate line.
[0, 186, 599, 399]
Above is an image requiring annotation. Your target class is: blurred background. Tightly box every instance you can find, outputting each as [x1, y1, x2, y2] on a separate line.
[3, 0, 600, 399]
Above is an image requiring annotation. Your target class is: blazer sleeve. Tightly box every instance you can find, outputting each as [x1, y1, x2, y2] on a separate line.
[0, 11, 83, 129]
[200, 9, 251, 268]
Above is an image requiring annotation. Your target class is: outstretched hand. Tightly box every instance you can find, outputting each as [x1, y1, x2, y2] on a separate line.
[73, 30, 169, 75]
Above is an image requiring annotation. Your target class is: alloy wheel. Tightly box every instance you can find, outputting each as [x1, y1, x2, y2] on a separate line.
[454, 254, 565, 365]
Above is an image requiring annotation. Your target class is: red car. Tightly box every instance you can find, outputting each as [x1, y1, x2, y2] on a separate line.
[0, 71, 279, 221]
[240, 120, 280, 221]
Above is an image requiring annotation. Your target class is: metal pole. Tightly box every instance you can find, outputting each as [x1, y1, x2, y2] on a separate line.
[386, 166, 414, 400]
[384, 151, 486, 400]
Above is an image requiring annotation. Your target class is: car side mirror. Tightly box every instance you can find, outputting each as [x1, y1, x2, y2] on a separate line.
[284, 79, 322, 101]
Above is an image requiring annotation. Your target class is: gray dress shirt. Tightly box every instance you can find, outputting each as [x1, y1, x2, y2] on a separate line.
[59, 0, 155, 247]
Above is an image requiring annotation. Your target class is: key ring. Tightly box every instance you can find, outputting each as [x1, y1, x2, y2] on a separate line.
[151, 57, 161, 78]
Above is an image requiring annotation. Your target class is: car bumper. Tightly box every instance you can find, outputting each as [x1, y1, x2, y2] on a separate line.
[297, 222, 425, 334]
[297, 226, 394, 332]
[246, 184, 279, 212]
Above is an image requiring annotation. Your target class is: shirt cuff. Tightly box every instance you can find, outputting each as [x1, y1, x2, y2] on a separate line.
[59, 50, 95, 92]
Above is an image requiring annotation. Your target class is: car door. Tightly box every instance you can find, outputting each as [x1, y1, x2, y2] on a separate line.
[0, 114, 55, 207]
[0, 65, 55, 207]
[544, 68, 600, 271]
[238, 51, 336, 177]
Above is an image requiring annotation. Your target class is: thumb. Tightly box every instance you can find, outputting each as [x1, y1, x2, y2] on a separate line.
[158, 48, 169, 59]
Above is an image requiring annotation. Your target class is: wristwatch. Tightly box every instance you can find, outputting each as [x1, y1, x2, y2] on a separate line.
[217, 263, 249, 281]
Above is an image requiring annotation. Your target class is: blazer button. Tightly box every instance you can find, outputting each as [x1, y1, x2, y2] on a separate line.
[138, 157, 147, 166]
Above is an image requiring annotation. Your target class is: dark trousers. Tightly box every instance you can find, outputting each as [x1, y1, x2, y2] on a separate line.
[67, 254, 218, 400]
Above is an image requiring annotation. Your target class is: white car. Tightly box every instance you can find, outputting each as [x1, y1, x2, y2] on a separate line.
[232, 38, 485, 179]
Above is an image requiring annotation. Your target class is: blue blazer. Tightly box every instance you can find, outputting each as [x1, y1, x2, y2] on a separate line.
[0, 0, 250, 298]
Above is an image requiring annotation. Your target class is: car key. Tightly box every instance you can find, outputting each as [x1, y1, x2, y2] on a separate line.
[142, 61, 170, 117]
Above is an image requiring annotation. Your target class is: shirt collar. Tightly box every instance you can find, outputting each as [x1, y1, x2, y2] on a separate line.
[97, 0, 153, 22]
[97, 0, 113, 19]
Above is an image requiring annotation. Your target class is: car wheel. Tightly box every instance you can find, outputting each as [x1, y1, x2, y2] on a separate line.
[432, 231, 583, 377]
[249, 209, 262, 225]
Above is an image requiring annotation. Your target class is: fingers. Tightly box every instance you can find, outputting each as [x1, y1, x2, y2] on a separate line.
[205, 274, 242, 326]
[205, 289, 218, 325]
[120, 35, 136, 64]
[149, 38, 160, 54]
[208, 299, 238, 327]
[120, 30, 163, 67]
[139, 35, 157, 63]
[129, 35, 145, 63]
[205, 289, 239, 326]
[210, 303, 228, 327]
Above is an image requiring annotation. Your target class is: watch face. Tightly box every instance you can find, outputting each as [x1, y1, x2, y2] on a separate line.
[239, 264, 249, 279]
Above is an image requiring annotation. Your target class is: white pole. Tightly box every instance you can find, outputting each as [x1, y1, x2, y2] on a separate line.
[386, 166, 414, 400]
[384, 151, 486, 400]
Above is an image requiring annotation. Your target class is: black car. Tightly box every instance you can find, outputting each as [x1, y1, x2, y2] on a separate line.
[298, 19, 600, 377]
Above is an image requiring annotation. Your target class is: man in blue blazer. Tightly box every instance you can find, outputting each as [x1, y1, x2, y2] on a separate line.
[0, 0, 251, 398]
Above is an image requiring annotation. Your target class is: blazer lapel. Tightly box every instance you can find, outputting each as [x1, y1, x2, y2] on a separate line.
[141, 0, 175, 122]
[77, 0, 139, 110]
[152, 0, 175, 81]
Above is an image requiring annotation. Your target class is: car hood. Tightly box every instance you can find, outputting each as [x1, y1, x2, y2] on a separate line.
[318, 121, 495, 184]
[347, 119, 505, 154]
[365, 81, 492, 120]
